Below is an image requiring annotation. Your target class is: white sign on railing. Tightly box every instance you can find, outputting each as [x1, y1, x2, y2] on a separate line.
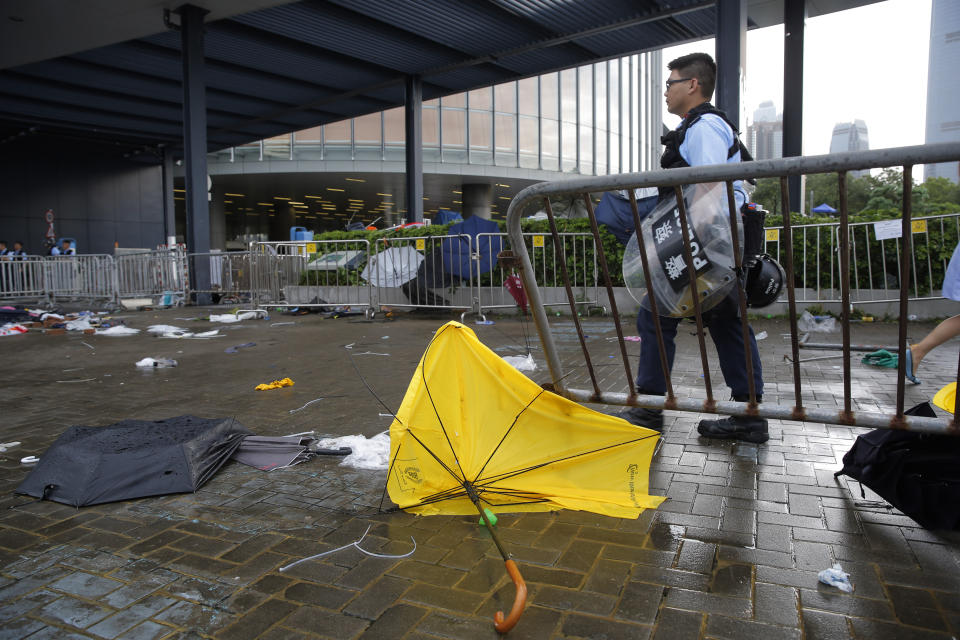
[873, 220, 901, 241]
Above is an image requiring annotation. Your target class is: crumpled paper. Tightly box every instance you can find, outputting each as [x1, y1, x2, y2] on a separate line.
[503, 353, 537, 372]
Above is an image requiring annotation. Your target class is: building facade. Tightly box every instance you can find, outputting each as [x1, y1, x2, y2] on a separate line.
[197, 52, 664, 244]
[829, 120, 870, 178]
[746, 100, 783, 161]
[925, 0, 960, 183]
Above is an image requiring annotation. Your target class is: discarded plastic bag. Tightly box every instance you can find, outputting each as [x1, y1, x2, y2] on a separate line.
[136, 357, 178, 368]
[256, 377, 294, 391]
[797, 310, 836, 333]
[314, 432, 389, 470]
[1, 323, 28, 336]
[503, 353, 537, 372]
[818, 563, 853, 593]
[225, 342, 256, 353]
[96, 325, 140, 336]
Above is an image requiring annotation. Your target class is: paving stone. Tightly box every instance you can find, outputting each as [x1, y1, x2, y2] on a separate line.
[755, 582, 799, 627]
[215, 598, 298, 640]
[389, 560, 467, 587]
[709, 563, 751, 598]
[357, 603, 428, 639]
[799, 587, 895, 620]
[651, 606, 703, 640]
[534, 585, 617, 615]
[676, 539, 715, 574]
[561, 613, 652, 639]
[663, 588, 752, 618]
[582, 558, 631, 596]
[614, 581, 663, 624]
[846, 617, 956, 640]
[283, 581, 354, 609]
[35, 594, 114, 629]
[885, 584, 949, 631]
[281, 605, 370, 638]
[344, 575, 412, 620]
[704, 615, 801, 640]
[49, 571, 124, 599]
[0, 588, 59, 624]
[414, 611, 498, 640]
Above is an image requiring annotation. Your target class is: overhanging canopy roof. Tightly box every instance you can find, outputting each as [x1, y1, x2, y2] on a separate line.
[0, 0, 880, 156]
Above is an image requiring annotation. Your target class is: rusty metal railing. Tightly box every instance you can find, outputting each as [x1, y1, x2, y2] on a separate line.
[506, 142, 960, 434]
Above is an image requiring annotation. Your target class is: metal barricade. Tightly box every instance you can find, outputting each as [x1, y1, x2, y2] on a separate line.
[370, 234, 476, 319]
[761, 212, 960, 307]
[251, 239, 373, 315]
[44, 255, 118, 307]
[0, 256, 48, 304]
[474, 232, 603, 317]
[185, 251, 255, 305]
[115, 248, 187, 305]
[505, 142, 960, 434]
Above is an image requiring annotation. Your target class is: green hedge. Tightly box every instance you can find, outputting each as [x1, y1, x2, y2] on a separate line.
[300, 209, 960, 293]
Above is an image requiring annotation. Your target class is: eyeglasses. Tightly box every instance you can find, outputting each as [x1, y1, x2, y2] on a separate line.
[665, 77, 693, 90]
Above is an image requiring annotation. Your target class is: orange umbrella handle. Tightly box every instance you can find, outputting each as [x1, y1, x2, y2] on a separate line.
[493, 559, 527, 633]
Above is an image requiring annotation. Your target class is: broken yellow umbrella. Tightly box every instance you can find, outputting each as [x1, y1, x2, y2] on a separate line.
[386, 322, 664, 632]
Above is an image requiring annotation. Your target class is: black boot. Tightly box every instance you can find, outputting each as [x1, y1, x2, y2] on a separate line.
[697, 395, 768, 444]
[619, 406, 663, 432]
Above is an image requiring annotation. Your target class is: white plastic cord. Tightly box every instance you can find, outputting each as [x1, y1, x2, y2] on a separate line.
[278, 525, 415, 572]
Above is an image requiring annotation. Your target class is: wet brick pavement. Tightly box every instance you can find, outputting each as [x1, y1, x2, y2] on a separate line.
[1, 307, 959, 639]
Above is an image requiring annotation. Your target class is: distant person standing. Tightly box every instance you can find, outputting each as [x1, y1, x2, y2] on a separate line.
[0, 240, 8, 258]
[51, 239, 74, 256]
[10, 241, 26, 259]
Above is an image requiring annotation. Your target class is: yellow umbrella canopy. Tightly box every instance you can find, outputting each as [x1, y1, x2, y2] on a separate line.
[386, 321, 664, 519]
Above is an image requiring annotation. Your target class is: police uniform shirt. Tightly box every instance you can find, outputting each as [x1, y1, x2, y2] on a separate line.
[677, 113, 749, 209]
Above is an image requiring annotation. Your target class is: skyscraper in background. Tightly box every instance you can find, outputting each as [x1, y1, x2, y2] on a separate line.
[925, 0, 960, 184]
[830, 120, 870, 177]
[746, 100, 783, 160]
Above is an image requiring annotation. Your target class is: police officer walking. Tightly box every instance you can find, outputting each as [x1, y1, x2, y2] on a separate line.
[620, 52, 768, 444]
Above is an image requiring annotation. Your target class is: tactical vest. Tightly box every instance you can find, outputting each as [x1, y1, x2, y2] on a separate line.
[658, 102, 753, 200]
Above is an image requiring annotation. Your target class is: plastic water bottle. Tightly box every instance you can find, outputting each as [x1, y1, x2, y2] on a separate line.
[908, 314, 918, 321]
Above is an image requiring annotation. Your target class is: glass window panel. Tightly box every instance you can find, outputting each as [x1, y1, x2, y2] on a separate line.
[442, 92, 465, 108]
[579, 124, 593, 174]
[494, 82, 515, 113]
[595, 62, 607, 133]
[596, 132, 607, 175]
[324, 120, 350, 143]
[383, 107, 405, 145]
[561, 121, 576, 171]
[560, 69, 576, 125]
[469, 87, 492, 110]
[609, 133, 619, 174]
[609, 61, 620, 134]
[264, 134, 290, 159]
[354, 113, 381, 144]
[424, 98, 439, 107]
[578, 65, 592, 127]
[422, 106, 439, 146]
[540, 73, 558, 120]
[495, 113, 515, 151]
[541, 117, 559, 171]
[518, 115, 539, 169]
[296, 125, 322, 143]
[469, 111, 491, 149]
[517, 77, 538, 116]
[441, 109, 466, 147]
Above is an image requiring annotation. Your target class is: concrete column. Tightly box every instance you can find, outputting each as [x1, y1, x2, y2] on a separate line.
[783, 0, 806, 212]
[161, 146, 176, 246]
[178, 3, 211, 302]
[461, 183, 492, 220]
[715, 0, 746, 129]
[404, 75, 424, 223]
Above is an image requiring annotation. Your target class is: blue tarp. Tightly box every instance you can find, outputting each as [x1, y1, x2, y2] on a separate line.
[442, 216, 503, 277]
[812, 203, 837, 214]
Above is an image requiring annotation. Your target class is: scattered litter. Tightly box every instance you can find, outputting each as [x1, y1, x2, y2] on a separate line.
[136, 357, 178, 368]
[20, 456, 39, 465]
[233, 434, 328, 471]
[797, 311, 836, 333]
[191, 330, 221, 338]
[96, 325, 140, 336]
[175, 317, 197, 321]
[80, 342, 95, 350]
[379, 413, 395, 418]
[225, 342, 256, 354]
[56, 378, 96, 383]
[353, 351, 390, 356]
[256, 377, 295, 391]
[287, 396, 346, 414]
[279, 524, 415, 572]
[475, 319, 495, 325]
[853, 500, 891, 509]
[271, 322, 296, 327]
[818, 564, 853, 593]
[861, 349, 898, 369]
[209, 310, 266, 323]
[148, 324, 188, 335]
[65, 318, 94, 331]
[1, 323, 29, 336]
[0, 441, 21, 452]
[755, 331, 768, 340]
[607, 336, 641, 342]
[315, 432, 390, 470]
[381, 336, 389, 340]
[503, 353, 537, 372]
[344, 343, 355, 349]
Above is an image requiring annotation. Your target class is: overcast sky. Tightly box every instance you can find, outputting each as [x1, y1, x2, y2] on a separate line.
[663, 0, 932, 156]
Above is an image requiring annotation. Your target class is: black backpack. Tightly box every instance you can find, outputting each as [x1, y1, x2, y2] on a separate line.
[834, 402, 960, 530]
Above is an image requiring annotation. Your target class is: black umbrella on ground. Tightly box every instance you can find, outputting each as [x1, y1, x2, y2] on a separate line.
[17, 415, 250, 507]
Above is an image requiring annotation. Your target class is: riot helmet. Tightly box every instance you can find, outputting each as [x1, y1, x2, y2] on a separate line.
[744, 254, 785, 308]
